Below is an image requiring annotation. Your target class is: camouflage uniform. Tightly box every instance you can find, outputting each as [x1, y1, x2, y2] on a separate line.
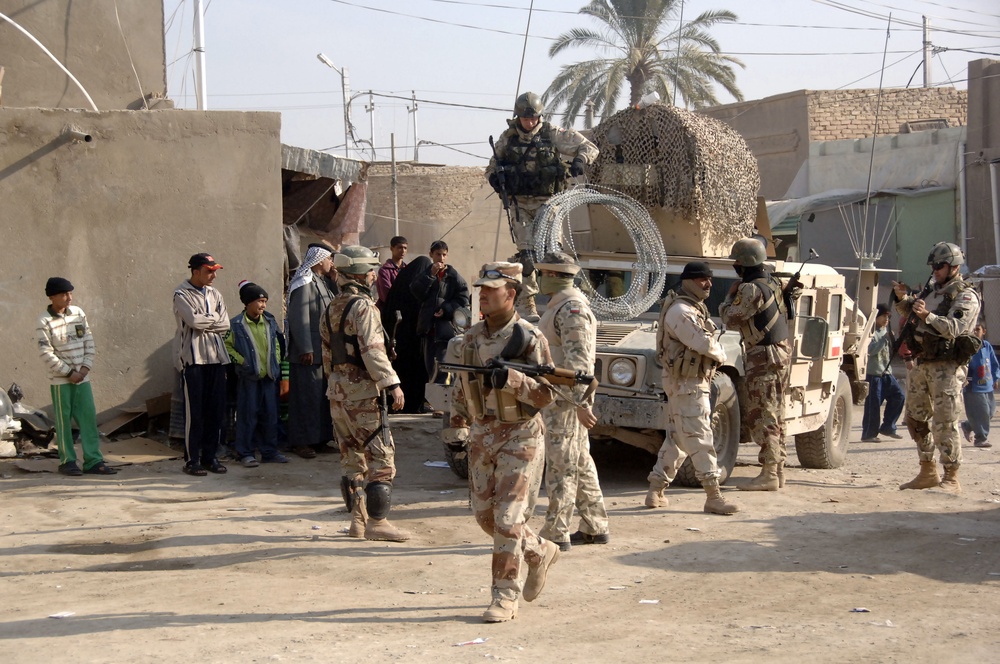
[650, 290, 728, 486]
[895, 274, 980, 470]
[485, 121, 598, 303]
[450, 315, 557, 603]
[536, 286, 609, 544]
[320, 280, 400, 501]
[720, 273, 791, 467]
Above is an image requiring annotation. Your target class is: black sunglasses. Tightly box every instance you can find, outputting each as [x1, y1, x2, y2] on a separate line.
[932, 262, 950, 271]
[480, 269, 517, 281]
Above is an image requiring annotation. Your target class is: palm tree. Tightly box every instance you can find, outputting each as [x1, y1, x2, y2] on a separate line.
[544, 0, 745, 127]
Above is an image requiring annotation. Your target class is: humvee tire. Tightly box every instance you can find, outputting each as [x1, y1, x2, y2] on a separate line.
[795, 371, 852, 468]
[441, 412, 470, 479]
[674, 373, 741, 487]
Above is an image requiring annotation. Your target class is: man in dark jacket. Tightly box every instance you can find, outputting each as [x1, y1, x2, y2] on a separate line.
[411, 240, 470, 386]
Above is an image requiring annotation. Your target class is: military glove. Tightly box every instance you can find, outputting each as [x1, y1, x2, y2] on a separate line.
[484, 359, 509, 389]
[488, 172, 502, 193]
[569, 157, 586, 177]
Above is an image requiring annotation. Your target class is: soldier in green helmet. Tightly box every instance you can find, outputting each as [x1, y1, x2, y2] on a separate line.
[486, 92, 598, 320]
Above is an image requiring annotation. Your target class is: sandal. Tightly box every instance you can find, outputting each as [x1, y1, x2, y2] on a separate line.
[205, 459, 228, 474]
[183, 463, 208, 476]
[83, 462, 118, 475]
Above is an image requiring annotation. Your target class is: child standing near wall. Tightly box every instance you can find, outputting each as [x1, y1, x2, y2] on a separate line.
[37, 277, 117, 476]
[962, 322, 999, 448]
[225, 281, 288, 467]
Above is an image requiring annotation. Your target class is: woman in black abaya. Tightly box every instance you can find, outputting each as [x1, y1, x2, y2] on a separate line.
[382, 255, 431, 413]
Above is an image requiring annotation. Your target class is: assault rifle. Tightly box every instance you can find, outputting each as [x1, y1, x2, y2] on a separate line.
[781, 247, 819, 320]
[488, 135, 516, 243]
[890, 274, 934, 362]
[437, 359, 595, 388]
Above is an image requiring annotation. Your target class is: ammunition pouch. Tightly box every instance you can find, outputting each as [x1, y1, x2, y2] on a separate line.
[918, 333, 982, 365]
[458, 339, 535, 423]
[669, 346, 716, 381]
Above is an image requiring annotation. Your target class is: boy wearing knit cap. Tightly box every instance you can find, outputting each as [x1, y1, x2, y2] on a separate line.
[225, 281, 288, 467]
[37, 277, 117, 476]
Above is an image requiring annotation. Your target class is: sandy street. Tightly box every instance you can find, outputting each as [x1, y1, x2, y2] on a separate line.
[2, 414, 998, 663]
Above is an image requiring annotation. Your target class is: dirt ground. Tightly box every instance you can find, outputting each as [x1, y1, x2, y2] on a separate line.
[2, 413, 999, 663]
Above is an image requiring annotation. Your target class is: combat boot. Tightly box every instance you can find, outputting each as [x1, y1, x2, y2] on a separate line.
[348, 495, 368, 539]
[776, 462, 786, 489]
[939, 465, 961, 493]
[645, 483, 668, 508]
[364, 518, 411, 542]
[899, 460, 941, 490]
[702, 479, 740, 515]
[482, 594, 518, 623]
[522, 539, 559, 602]
[521, 297, 540, 323]
[739, 463, 780, 491]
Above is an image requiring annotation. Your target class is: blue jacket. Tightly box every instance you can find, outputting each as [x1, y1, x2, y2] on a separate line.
[228, 311, 282, 381]
[966, 340, 999, 393]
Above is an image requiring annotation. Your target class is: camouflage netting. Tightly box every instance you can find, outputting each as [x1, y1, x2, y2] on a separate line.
[589, 104, 760, 245]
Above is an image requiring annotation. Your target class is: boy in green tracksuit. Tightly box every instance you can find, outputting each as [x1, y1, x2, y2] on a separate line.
[37, 277, 117, 476]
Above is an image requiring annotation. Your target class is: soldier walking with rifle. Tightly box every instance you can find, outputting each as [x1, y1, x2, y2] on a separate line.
[486, 92, 598, 320]
[445, 261, 561, 623]
[320, 245, 409, 542]
[893, 242, 981, 493]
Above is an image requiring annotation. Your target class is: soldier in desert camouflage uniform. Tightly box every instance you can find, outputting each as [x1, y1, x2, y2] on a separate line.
[320, 246, 409, 542]
[893, 242, 981, 493]
[448, 261, 561, 623]
[533, 252, 610, 550]
[645, 262, 740, 515]
[720, 239, 792, 492]
[485, 92, 598, 319]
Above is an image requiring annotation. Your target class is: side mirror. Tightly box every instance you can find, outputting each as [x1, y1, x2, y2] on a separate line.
[798, 316, 829, 359]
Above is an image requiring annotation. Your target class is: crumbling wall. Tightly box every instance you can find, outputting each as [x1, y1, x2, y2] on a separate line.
[807, 88, 967, 142]
[0, 108, 283, 412]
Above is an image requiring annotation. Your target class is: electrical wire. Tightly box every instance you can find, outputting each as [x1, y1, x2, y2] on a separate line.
[114, 0, 149, 110]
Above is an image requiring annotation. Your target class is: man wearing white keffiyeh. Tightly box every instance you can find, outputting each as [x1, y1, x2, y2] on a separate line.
[286, 243, 336, 458]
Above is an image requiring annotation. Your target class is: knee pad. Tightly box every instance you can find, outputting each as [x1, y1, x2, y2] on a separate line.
[365, 481, 393, 519]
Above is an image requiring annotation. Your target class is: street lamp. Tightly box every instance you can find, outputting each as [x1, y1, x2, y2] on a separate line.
[316, 52, 351, 159]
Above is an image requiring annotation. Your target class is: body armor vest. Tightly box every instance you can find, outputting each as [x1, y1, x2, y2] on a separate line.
[502, 123, 567, 198]
[458, 322, 537, 423]
[658, 291, 718, 380]
[740, 276, 788, 347]
[327, 297, 366, 371]
[913, 279, 981, 362]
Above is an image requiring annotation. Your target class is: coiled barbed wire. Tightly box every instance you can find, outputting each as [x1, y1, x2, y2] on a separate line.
[533, 185, 667, 321]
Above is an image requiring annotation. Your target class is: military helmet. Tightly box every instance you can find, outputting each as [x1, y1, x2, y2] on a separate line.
[927, 241, 964, 267]
[534, 250, 581, 275]
[514, 92, 544, 119]
[333, 245, 380, 275]
[730, 238, 767, 268]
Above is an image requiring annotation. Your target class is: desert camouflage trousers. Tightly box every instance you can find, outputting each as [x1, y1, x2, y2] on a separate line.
[905, 360, 966, 468]
[330, 396, 395, 484]
[648, 382, 721, 488]
[511, 197, 547, 301]
[468, 415, 548, 602]
[742, 343, 791, 465]
[539, 401, 609, 542]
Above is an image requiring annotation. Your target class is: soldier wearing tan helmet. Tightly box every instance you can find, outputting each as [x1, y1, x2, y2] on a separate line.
[447, 261, 560, 623]
[892, 242, 981, 492]
[534, 251, 611, 548]
[485, 92, 598, 320]
[719, 238, 792, 492]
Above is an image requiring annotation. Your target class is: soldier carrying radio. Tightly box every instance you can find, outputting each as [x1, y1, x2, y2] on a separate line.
[485, 91, 598, 320]
[892, 241, 981, 493]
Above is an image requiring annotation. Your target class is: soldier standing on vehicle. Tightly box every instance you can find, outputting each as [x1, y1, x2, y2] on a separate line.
[646, 262, 740, 514]
[534, 252, 611, 549]
[893, 242, 981, 493]
[448, 261, 561, 623]
[485, 92, 598, 320]
[720, 238, 792, 492]
[320, 245, 409, 542]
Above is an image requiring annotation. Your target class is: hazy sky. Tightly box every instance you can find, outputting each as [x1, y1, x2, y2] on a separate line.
[163, 0, 999, 167]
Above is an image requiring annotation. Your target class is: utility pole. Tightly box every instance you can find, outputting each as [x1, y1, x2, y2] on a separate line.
[366, 91, 376, 161]
[193, 0, 208, 110]
[584, 100, 594, 129]
[923, 16, 932, 88]
[390, 133, 399, 236]
[408, 91, 419, 162]
[316, 53, 351, 159]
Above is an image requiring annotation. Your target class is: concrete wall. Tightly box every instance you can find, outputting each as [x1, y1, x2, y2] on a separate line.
[0, 0, 167, 110]
[0, 108, 284, 413]
[360, 163, 515, 310]
[964, 59, 1000, 271]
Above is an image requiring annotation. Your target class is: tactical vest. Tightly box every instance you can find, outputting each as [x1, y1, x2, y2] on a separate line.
[502, 123, 567, 198]
[326, 297, 365, 371]
[458, 322, 538, 423]
[537, 291, 591, 370]
[913, 279, 981, 363]
[657, 291, 718, 381]
[738, 276, 788, 347]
